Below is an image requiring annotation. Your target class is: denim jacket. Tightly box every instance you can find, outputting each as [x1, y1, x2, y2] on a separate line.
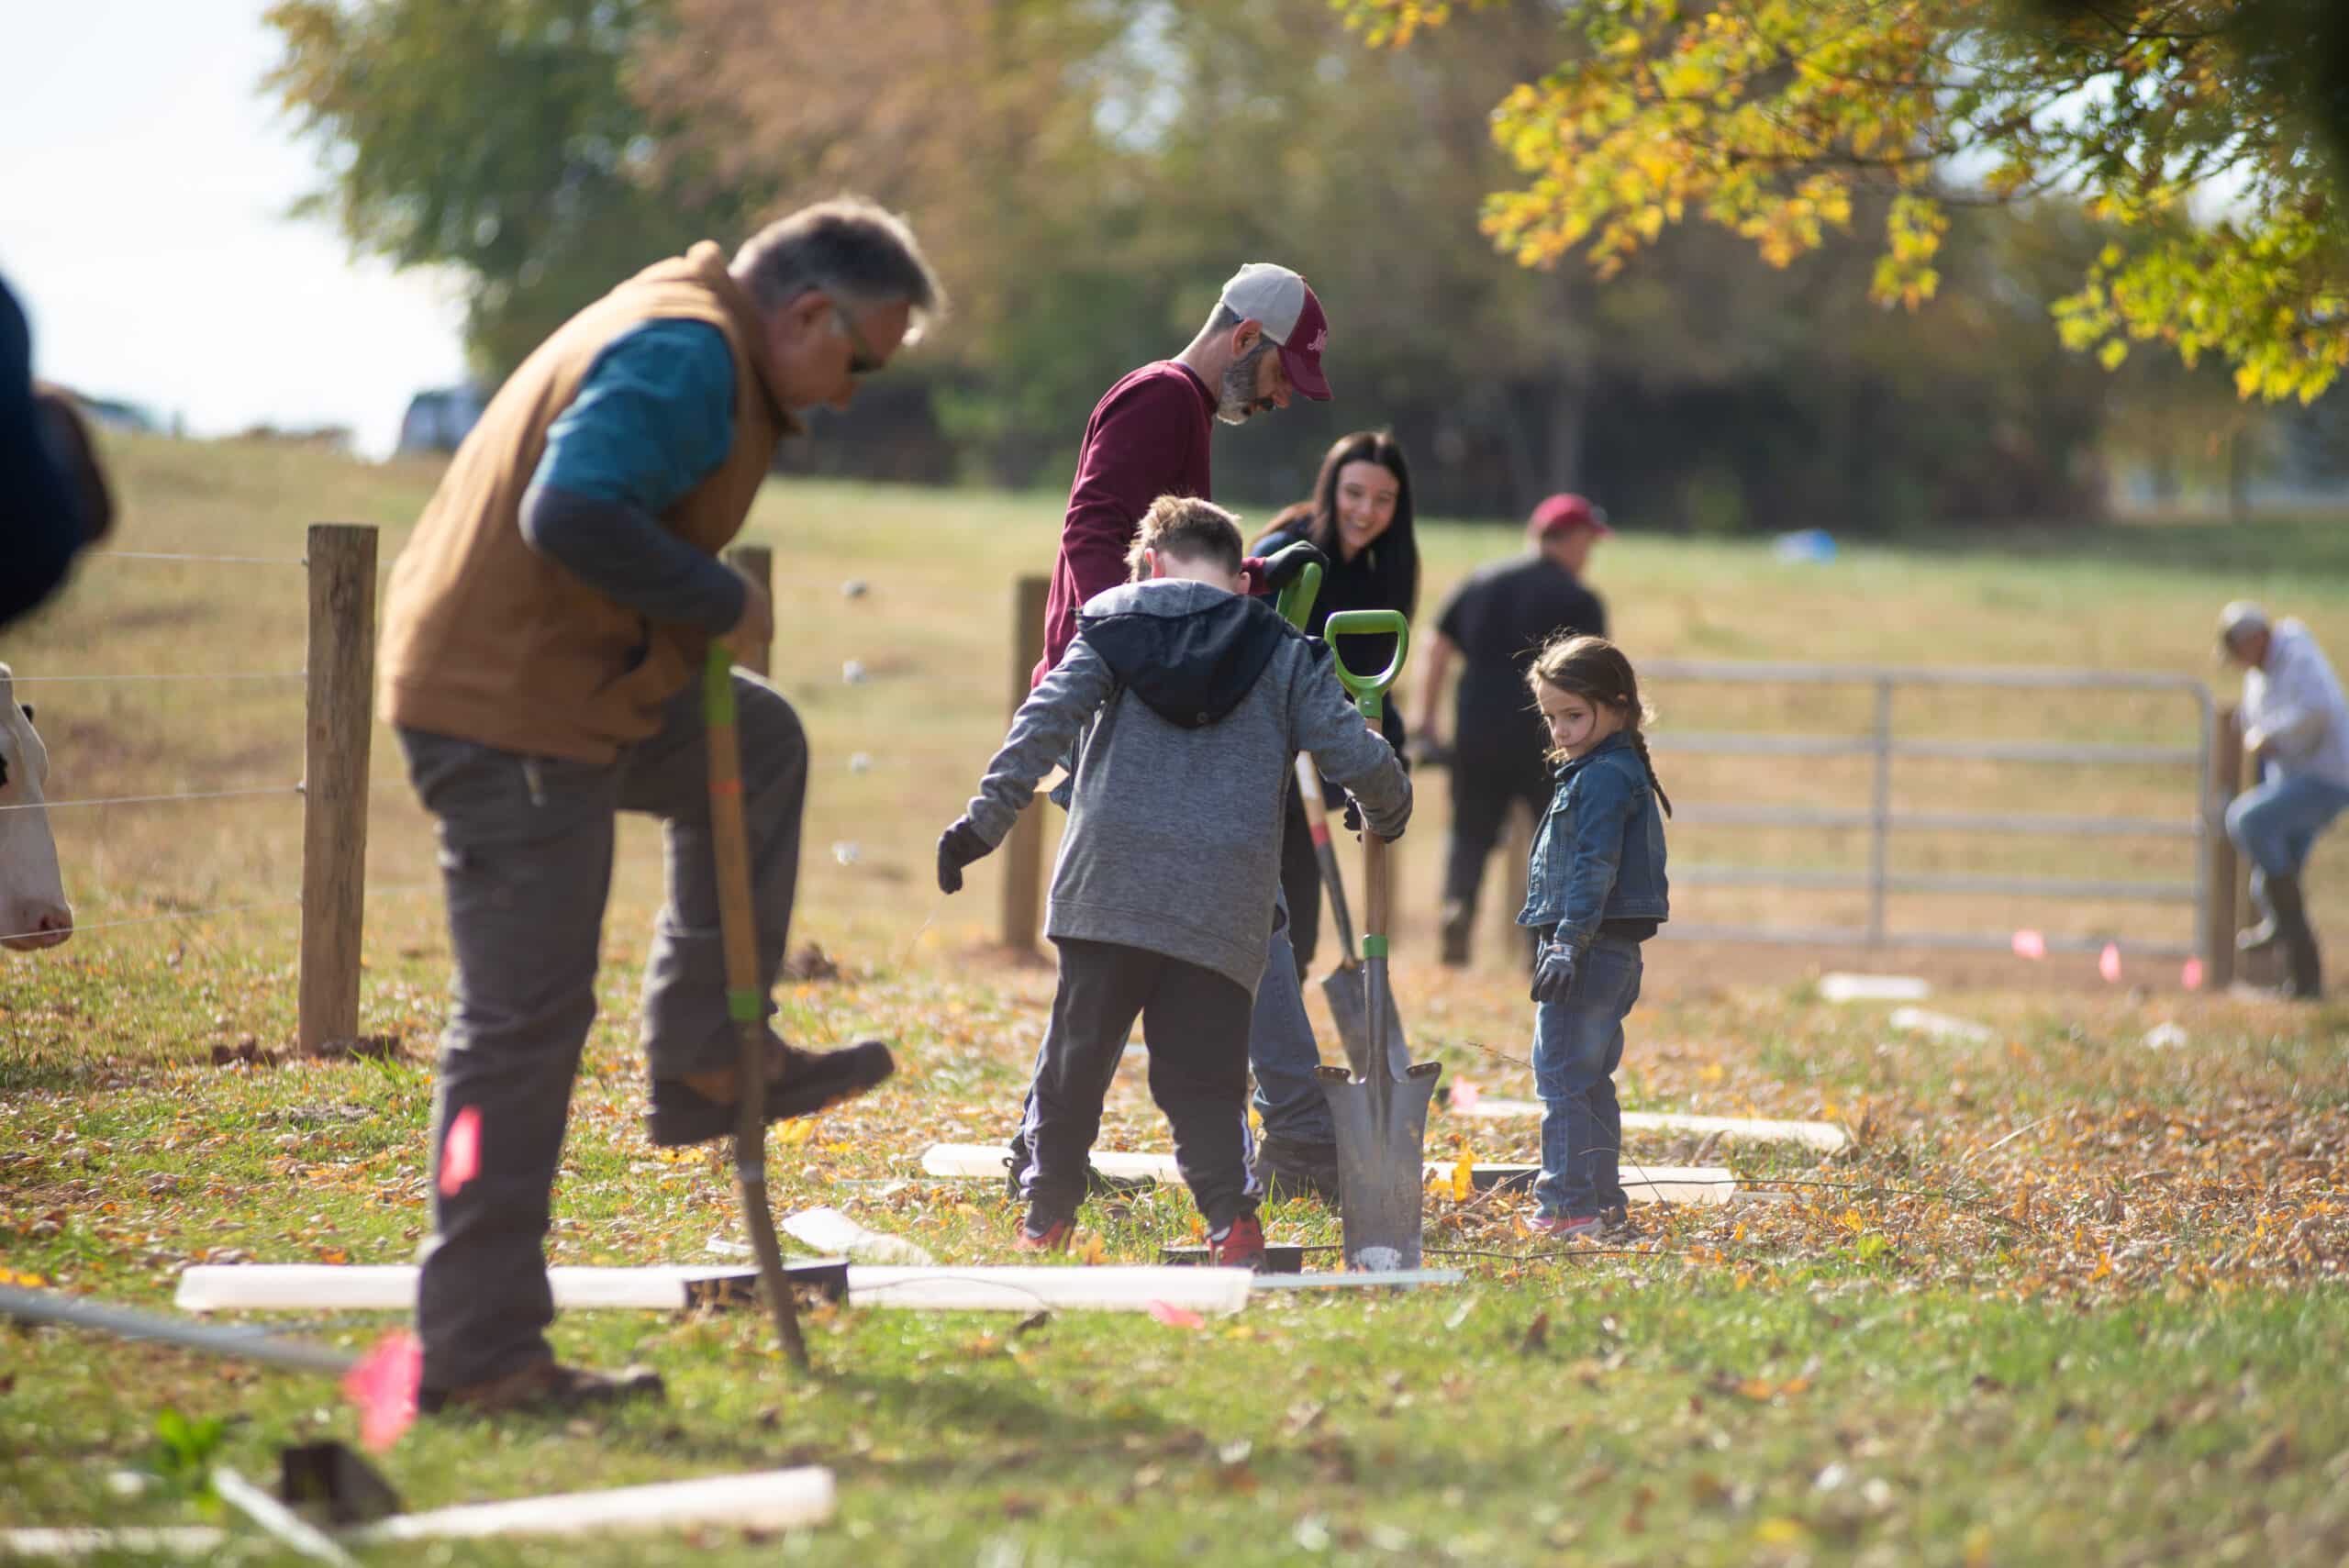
[1516, 731, 1670, 946]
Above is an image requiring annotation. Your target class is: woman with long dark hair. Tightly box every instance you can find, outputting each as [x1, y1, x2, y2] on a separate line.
[1251, 429, 1420, 980]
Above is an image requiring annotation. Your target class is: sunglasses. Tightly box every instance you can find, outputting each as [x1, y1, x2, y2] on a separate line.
[833, 305, 885, 377]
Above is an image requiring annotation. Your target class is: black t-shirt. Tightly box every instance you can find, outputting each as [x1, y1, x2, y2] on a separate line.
[1435, 554, 1607, 762]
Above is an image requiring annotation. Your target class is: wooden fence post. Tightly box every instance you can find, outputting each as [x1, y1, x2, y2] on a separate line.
[2203, 704, 2243, 990]
[999, 575, 1050, 953]
[722, 543, 774, 677]
[299, 524, 377, 1052]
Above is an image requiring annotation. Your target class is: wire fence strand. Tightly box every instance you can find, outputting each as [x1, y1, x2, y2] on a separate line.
[0, 785, 300, 816]
[83, 551, 306, 566]
[0, 879, 439, 947]
[0, 898, 301, 946]
[6, 671, 305, 686]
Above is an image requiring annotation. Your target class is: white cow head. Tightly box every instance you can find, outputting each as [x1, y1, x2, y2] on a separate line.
[0, 664, 72, 951]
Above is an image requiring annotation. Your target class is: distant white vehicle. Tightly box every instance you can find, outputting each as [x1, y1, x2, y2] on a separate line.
[396, 384, 487, 454]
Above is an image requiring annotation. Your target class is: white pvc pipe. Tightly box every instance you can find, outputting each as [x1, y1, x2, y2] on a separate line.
[178, 1262, 1251, 1317]
[1250, 1270, 1465, 1290]
[1457, 1102, 1850, 1152]
[346, 1467, 834, 1542]
[0, 1528, 227, 1558]
[919, 1144, 1737, 1206]
[175, 1265, 755, 1315]
[1888, 1006, 1994, 1044]
[1819, 972, 1932, 1002]
[848, 1265, 1252, 1315]
[778, 1207, 935, 1266]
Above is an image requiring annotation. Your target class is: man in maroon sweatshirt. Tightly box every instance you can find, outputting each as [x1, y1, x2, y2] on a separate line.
[1005, 261, 1358, 1204]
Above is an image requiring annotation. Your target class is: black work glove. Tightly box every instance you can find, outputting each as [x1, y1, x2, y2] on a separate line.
[1258, 539, 1330, 592]
[1341, 794, 1403, 841]
[1530, 940, 1579, 1006]
[936, 818, 992, 895]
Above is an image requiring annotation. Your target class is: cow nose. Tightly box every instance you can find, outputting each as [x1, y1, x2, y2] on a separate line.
[4, 903, 72, 951]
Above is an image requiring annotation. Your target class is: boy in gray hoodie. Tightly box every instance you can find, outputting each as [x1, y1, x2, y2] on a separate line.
[937, 496, 1412, 1267]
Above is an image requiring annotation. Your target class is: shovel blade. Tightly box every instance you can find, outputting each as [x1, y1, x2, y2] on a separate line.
[1319, 962, 1409, 1080]
[1318, 1062, 1442, 1272]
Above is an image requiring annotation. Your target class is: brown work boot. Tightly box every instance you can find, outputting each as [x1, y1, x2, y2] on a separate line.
[646, 1031, 895, 1147]
[419, 1360, 665, 1417]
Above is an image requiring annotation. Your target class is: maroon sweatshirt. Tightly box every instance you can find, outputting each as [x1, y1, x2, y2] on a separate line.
[1032, 361, 1217, 685]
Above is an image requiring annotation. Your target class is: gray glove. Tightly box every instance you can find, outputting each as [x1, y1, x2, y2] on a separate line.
[1530, 940, 1579, 1006]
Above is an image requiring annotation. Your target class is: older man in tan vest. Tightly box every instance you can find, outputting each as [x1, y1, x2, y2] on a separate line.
[380, 198, 943, 1415]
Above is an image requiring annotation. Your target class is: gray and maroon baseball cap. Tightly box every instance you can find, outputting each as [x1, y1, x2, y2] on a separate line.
[1218, 262, 1331, 400]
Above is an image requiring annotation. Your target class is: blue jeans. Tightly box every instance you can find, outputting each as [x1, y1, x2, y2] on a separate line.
[2226, 772, 2349, 907]
[1249, 886, 1337, 1144]
[1531, 937, 1643, 1218]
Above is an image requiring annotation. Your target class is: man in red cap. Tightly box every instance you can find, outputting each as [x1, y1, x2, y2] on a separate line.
[989, 261, 1359, 1206]
[1413, 493, 1613, 967]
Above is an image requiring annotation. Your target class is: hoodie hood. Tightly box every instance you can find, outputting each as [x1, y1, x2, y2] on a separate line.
[1076, 579, 1318, 729]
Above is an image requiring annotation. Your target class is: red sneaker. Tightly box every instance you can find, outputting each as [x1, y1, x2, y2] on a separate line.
[1208, 1214, 1268, 1271]
[1014, 1215, 1073, 1253]
[1528, 1212, 1605, 1240]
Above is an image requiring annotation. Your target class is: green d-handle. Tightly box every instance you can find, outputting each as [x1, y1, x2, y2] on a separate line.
[1323, 608, 1409, 721]
[1275, 561, 1323, 632]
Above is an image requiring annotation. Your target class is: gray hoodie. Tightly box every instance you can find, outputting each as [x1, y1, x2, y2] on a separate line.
[963, 578, 1412, 995]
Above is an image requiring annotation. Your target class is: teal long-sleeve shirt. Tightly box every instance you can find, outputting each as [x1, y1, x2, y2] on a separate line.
[518, 318, 749, 633]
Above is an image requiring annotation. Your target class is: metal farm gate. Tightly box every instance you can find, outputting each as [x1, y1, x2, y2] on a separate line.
[1638, 660, 2230, 972]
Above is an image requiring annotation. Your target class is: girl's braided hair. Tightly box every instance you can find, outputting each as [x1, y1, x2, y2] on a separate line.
[1525, 633, 1673, 817]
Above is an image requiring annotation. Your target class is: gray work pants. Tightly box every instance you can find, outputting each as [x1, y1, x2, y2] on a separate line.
[397, 673, 807, 1392]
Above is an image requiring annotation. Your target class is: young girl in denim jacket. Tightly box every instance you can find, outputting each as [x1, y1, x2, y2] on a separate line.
[1517, 635, 1671, 1238]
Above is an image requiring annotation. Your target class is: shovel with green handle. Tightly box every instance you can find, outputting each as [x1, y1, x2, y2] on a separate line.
[1273, 569, 1404, 1073]
[1312, 609, 1442, 1271]
[703, 644, 810, 1372]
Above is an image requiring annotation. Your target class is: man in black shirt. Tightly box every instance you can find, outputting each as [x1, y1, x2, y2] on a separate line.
[1413, 494, 1611, 966]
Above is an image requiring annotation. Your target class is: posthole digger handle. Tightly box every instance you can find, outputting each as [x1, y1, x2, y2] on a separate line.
[1275, 561, 1323, 632]
[1322, 609, 1409, 722]
[704, 643, 810, 1372]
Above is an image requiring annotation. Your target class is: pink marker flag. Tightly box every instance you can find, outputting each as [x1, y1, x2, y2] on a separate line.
[2099, 943, 2123, 984]
[343, 1330, 421, 1451]
[1451, 1079, 1482, 1112]
[2011, 929, 2047, 961]
[438, 1105, 481, 1198]
[2182, 956, 2205, 991]
[1147, 1300, 1204, 1329]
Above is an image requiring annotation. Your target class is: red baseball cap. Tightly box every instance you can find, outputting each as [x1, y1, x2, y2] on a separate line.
[1530, 494, 1612, 539]
[1218, 262, 1332, 401]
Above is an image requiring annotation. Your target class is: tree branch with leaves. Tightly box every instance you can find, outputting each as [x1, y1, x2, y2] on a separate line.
[1335, 0, 2349, 402]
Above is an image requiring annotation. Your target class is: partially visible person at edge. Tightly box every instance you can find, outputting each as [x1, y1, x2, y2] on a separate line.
[1248, 430, 1420, 984]
[376, 198, 942, 1417]
[1413, 493, 1611, 968]
[2218, 601, 2349, 1000]
[4, 272, 116, 628]
[1008, 261, 1350, 1205]
[1519, 634, 1671, 1240]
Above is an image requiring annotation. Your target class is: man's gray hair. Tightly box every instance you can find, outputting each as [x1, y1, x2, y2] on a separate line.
[731, 197, 947, 343]
[1203, 300, 1276, 366]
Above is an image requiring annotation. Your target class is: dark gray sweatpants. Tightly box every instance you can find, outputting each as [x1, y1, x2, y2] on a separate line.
[1020, 938, 1260, 1230]
[397, 672, 806, 1393]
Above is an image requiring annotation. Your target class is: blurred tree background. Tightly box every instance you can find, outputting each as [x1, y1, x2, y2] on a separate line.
[266, 0, 2346, 531]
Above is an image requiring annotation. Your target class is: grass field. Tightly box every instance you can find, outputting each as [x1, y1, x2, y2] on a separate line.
[2, 433, 2346, 1565]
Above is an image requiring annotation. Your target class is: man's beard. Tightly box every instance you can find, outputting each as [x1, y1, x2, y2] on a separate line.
[1217, 347, 1276, 426]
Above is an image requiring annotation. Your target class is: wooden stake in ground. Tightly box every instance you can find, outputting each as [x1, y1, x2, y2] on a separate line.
[703, 644, 808, 1371]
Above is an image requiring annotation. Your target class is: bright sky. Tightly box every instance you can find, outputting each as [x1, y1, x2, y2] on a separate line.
[1, 0, 469, 459]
